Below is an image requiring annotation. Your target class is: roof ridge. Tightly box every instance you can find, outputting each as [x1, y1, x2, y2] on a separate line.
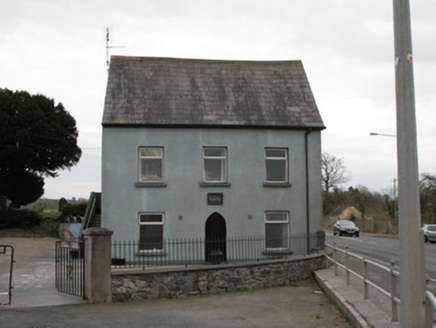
[110, 55, 303, 66]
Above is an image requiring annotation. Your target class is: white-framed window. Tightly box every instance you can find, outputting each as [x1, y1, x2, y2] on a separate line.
[203, 147, 227, 183]
[265, 211, 289, 250]
[265, 148, 288, 183]
[139, 213, 164, 252]
[139, 147, 163, 183]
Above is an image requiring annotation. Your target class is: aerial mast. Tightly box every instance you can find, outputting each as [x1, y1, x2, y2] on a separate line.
[106, 27, 124, 72]
[106, 28, 110, 71]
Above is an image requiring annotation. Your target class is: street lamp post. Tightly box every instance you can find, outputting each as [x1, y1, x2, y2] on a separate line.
[369, 132, 396, 138]
[393, 0, 426, 326]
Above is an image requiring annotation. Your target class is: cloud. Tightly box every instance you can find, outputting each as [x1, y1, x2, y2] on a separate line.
[1, 0, 435, 198]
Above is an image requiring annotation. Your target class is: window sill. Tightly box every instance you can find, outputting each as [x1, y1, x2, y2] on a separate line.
[263, 250, 293, 256]
[135, 182, 167, 188]
[263, 182, 291, 188]
[200, 182, 231, 188]
[136, 251, 167, 257]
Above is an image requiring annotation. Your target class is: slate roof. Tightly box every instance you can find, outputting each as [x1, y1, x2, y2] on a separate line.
[103, 56, 325, 129]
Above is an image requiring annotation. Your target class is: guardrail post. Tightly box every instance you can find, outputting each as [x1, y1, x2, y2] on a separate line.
[390, 261, 398, 322]
[325, 246, 329, 269]
[345, 246, 350, 285]
[333, 243, 338, 277]
[425, 298, 432, 327]
[363, 258, 369, 300]
[425, 276, 432, 327]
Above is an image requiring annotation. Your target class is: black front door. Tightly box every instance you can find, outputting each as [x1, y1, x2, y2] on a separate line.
[205, 213, 227, 263]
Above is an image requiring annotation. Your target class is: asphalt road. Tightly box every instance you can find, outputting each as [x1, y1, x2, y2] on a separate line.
[326, 232, 436, 279]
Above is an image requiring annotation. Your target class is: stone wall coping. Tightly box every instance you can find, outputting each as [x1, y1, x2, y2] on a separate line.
[111, 251, 326, 276]
[82, 228, 114, 236]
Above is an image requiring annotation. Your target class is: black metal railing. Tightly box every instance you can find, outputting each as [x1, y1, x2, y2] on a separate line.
[0, 245, 14, 305]
[55, 241, 85, 298]
[111, 232, 325, 268]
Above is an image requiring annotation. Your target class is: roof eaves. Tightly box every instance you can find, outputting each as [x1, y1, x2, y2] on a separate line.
[102, 122, 326, 131]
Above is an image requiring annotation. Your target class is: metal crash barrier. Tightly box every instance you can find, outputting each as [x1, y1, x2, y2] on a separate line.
[326, 242, 436, 326]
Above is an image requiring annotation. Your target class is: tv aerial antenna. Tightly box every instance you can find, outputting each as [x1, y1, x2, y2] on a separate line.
[106, 27, 124, 72]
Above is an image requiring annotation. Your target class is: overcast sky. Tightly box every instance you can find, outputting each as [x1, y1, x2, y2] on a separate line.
[1, 0, 435, 200]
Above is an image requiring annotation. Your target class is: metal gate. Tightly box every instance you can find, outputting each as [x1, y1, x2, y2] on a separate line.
[0, 245, 14, 305]
[55, 241, 85, 299]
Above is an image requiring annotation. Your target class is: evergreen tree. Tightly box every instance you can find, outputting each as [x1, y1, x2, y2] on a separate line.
[0, 88, 81, 207]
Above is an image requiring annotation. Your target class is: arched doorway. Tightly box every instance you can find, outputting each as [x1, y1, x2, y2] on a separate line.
[205, 213, 227, 263]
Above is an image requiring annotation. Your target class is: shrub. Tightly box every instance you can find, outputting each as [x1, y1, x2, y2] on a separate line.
[0, 208, 41, 229]
[57, 202, 88, 222]
[0, 196, 7, 210]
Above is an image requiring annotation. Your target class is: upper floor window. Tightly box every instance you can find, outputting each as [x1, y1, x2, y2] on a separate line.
[139, 147, 163, 183]
[265, 148, 288, 183]
[203, 147, 227, 183]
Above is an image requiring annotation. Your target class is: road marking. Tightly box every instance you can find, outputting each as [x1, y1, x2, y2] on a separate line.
[328, 236, 362, 243]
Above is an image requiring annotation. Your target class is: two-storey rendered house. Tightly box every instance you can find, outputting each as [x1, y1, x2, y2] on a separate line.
[102, 56, 325, 263]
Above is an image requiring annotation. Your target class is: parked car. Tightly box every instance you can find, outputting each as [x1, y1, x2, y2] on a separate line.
[333, 220, 360, 237]
[423, 224, 436, 243]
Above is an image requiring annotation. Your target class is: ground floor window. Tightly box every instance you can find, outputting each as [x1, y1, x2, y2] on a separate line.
[265, 211, 289, 250]
[139, 213, 164, 252]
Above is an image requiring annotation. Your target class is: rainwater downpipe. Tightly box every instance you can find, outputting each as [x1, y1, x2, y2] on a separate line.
[304, 129, 313, 254]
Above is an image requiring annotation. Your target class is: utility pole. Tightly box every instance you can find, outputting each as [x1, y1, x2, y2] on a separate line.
[393, 0, 426, 326]
[393, 178, 397, 219]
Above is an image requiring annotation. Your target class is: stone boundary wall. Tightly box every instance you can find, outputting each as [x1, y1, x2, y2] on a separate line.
[112, 253, 326, 302]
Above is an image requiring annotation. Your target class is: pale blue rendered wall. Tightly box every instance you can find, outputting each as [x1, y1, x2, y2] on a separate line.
[101, 127, 322, 247]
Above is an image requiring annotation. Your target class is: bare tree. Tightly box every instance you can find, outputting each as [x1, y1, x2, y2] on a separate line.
[419, 173, 436, 223]
[321, 152, 350, 194]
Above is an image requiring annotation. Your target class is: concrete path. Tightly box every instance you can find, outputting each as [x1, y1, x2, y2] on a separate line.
[1, 283, 352, 328]
[0, 238, 83, 307]
[315, 267, 401, 328]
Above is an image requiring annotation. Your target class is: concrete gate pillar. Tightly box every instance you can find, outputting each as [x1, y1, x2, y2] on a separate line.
[82, 228, 113, 302]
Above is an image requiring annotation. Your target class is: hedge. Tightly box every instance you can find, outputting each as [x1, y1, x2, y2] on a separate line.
[0, 208, 41, 229]
[0, 196, 7, 211]
[57, 202, 88, 222]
